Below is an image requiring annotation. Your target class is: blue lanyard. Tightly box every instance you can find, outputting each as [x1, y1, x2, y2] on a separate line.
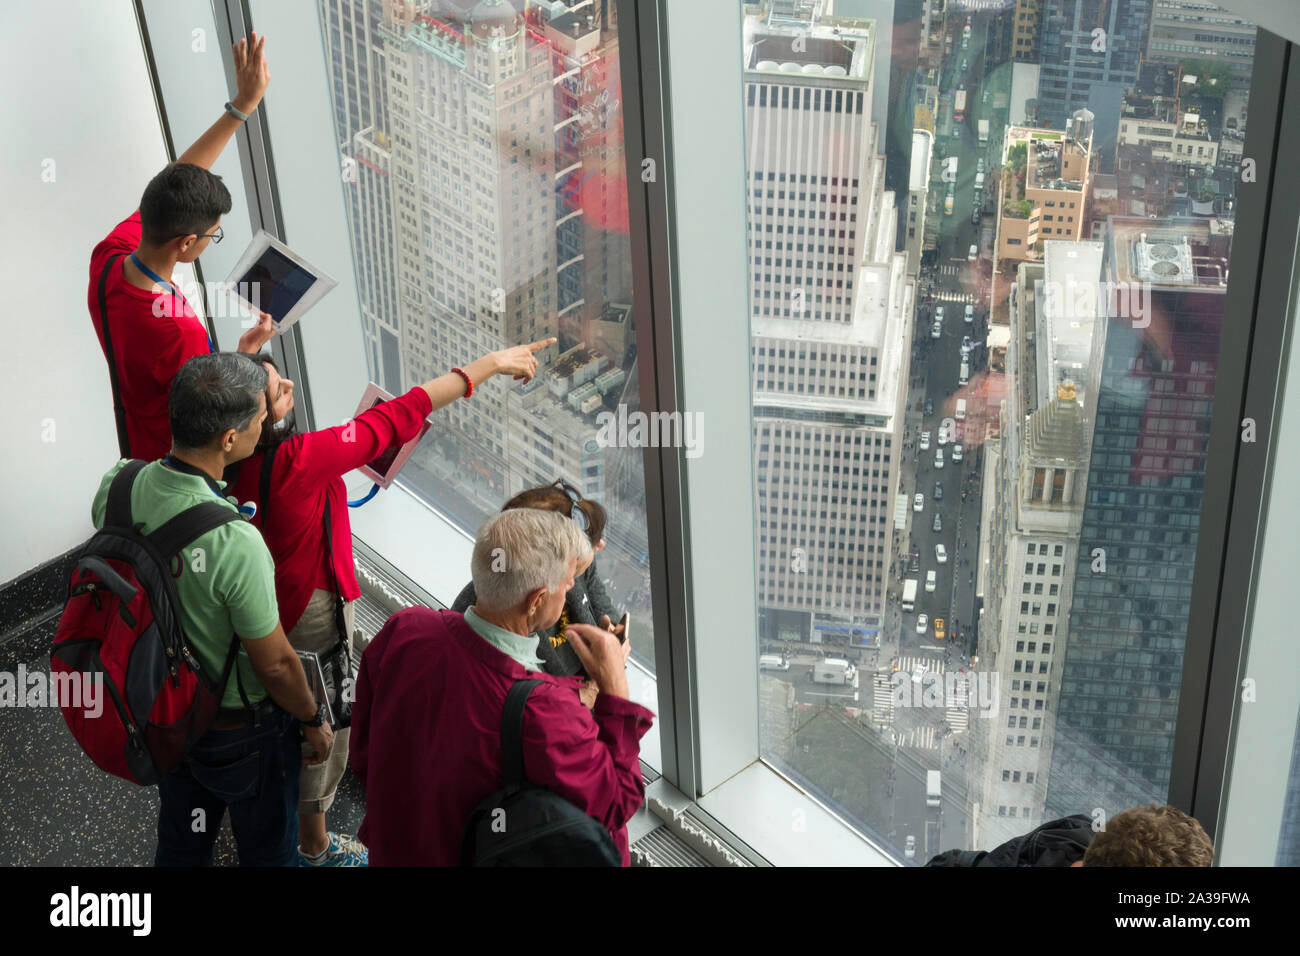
[163, 455, 256, 519]
[131, 254, 215, 353]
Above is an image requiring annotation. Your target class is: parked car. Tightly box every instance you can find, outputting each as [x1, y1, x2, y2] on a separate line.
[935, 543, 948, 564]
[914, 493, 925, 512]
[920, 431, 932, 450]
[916, 613, 929, 635]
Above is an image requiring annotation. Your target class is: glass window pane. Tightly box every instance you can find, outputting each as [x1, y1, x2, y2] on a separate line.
[747, 0, 1259, 860]
[283, 0, 653, 668]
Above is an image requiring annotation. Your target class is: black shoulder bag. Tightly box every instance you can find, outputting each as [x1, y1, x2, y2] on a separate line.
[97, 253, 131, 459]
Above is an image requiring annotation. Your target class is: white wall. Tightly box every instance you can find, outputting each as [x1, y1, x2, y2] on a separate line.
[0, 2, 172, 585]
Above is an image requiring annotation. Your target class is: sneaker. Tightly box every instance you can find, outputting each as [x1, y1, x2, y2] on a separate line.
[299, 831, 369, 867]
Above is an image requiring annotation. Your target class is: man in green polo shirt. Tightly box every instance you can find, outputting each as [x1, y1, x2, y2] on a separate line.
[90, 352, 333, 866]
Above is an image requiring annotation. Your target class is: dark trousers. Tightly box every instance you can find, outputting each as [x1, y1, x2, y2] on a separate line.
[154, 706, 301, 866]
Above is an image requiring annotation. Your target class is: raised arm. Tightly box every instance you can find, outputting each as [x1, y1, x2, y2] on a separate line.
[294, 338, 558, 483]
[175, 33, 270, 171]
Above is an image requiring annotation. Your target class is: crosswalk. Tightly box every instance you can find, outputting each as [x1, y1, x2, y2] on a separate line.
[897, 656, 945, 676]
[875, 657, 971, 735]
[929, 290, 978, 306]
[892, 725, 940, 750]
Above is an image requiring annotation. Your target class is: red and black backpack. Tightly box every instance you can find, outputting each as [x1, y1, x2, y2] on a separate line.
[50, 459, 245, 784]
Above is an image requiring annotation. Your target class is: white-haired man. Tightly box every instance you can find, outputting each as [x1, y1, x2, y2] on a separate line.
[350, 508, 654, 865]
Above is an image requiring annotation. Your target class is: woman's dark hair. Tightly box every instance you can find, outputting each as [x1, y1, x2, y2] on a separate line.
[139, 162, 233, 246]
[170, 353, 267, 451]
[501, 483, 606, 548]
[222, 351, 297, 486]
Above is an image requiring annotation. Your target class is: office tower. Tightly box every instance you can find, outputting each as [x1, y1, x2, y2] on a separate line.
[1045, 215, 1230, 819]
[1146, 0, 1256, 82]
[971, 241, 1100, 848]
[1037, 0, 1152, 137]
[743, 1, 912, 644]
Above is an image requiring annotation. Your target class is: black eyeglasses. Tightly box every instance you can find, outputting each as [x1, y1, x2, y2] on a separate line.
[176, 226, 224, 245]
[552, 479, 589, 532]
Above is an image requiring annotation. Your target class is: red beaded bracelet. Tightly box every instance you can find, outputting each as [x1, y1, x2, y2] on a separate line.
[450, 367, 473, 398]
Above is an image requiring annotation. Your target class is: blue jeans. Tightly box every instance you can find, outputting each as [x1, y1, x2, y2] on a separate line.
[154, 706, 301, 866]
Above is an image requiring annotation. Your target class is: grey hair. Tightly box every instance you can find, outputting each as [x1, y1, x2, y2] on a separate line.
[169, 353, 267, 450]
[471, 509, 592, 613]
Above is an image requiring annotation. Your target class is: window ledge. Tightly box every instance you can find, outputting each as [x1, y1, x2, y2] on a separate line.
[697, 761, 899, 866]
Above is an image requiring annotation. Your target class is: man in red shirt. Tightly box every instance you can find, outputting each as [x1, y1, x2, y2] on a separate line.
[89, 32, 277, 462]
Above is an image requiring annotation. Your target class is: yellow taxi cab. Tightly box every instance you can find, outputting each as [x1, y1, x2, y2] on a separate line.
[934, 617, 946, 640]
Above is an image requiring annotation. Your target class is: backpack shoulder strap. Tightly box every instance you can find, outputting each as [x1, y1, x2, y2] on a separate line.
[105, 459, 149, 530]
[146, 501, 244, 559]
[98, 252, 131, 459]
[258, 442, 278, 531]
[501, 679, 543, 789]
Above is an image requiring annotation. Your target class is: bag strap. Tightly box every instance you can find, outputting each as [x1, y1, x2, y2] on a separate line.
[501, 679, 542, 790]
[98, 252, 132, 459]
[146, 501, 244, 562]
[105, 459, 149, 530]
[258, 441, 278, 531]
[320, 484, 351, 650]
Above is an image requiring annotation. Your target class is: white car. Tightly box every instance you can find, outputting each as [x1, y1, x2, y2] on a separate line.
[962, 335, 973, 352]
[920, 431, 932, 450]
[912, 664, 926, 684]
[916, 614, 929, 635]
[914, 493, 925, 512]
[937, 422, 951, 446]
[935, 448, 945, 469]
[952, 443, 964, 462]
[935, 543, 948, 564]
[926, 570, 937, 592]
[932, 322, 943, 339]
[935, 305, 945, 322]
[905, 835, 917, 860]
[977, 158, 985, 174]
[965, 304, 975, 323]
[968, 244, 977, 261]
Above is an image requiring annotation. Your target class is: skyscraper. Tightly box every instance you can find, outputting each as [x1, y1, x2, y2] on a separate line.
[1046, 215, 1230, 818]
[1037, 0, 1151, 135]
[743, 1, 913, 644]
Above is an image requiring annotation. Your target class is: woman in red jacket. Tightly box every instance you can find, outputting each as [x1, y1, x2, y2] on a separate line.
[226, 338, 554, 866]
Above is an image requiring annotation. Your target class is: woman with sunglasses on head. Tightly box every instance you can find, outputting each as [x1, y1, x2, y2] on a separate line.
[223, 337, 555, 867]
[451, 480, 626, 706]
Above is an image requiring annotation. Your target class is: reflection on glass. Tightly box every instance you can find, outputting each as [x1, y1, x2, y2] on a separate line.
[745, 0, 1255, 860]
[314, 0, 653, 666]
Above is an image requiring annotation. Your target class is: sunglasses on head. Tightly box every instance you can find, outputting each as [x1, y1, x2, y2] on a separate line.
[552, 479, 589, 532]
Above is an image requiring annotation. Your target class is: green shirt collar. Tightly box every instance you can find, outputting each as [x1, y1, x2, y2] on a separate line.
[464, 606, 543, 670]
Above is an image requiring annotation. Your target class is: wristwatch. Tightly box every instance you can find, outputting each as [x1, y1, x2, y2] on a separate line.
[300, 702, 328, 728]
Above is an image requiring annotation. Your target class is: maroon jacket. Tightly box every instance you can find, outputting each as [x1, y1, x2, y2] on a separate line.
[350, 607, 655, 865]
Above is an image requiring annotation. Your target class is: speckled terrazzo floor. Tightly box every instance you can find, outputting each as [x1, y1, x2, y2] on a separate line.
[0, 612, 367, 866]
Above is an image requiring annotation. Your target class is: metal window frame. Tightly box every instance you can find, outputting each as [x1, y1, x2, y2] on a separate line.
[207, 0, 316, 432]
[616, 0, 701, 795]
[1178, 31, 1300, 842]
